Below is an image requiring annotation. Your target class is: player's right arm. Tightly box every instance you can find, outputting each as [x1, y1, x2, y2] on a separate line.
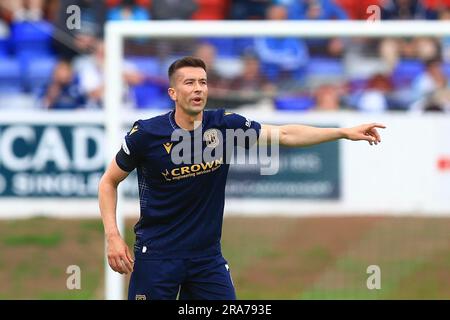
[98, 159, 134, 275]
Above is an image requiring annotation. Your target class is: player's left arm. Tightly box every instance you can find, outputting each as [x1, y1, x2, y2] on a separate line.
[260, 123, 386, 147]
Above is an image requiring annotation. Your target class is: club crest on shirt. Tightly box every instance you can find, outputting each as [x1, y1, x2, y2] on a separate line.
[163, 142, 173, 154]
[203, 129, 220, 148]
[135, 294, 147, 300]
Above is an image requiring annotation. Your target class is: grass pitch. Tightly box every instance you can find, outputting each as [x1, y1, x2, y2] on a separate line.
[0, 216, 448, 299]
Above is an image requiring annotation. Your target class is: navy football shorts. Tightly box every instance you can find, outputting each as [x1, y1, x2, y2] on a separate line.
[128, 253, 236, 300]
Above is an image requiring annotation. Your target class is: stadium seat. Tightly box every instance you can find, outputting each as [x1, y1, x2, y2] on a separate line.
[304, 58, 345, 87]
[25, 56, 57, 93]
[125, 56, 161, 77]
[261, 62, 281, 82]
[391, 59, 424, 88]
[0, 57, 22, 93]
[10, 21, 54, 56]
[274, 95, 315, 111]
[126, 56, 170, 108]
[0, 38, 9, 56]
[233, 37, 255, 56]
[344, 78, 369, 110]
[306, 58, 345, 76]
[201, 37, 255, 58]
[201, 38, 237, 57]
[348, 78, 369, 93]
[442, 62, 450, 79]
[131, 81, 171, 109]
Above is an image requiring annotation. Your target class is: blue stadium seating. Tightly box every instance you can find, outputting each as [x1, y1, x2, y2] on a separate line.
[0, 38, 9, 56]
[201, 37, 254, 58]
[10, 21, 54, 56]
[391, 59, 424, 88]
[25, 56, 57, 93]
[303, 57, 345, 86]
[0, 57, 22, 93]
[125, 56, 172, 108]
[131, 81, 171, 109]
[126, 56, 161, 76]
[233, 37, 255, 56]
[274, 95, 315, 111]
[348, 78, 369, 93]
[261, 62, 281, 82]
[305, 58, 345, 77]
[442, 62, 450, 78]
[201, 38, 236, 57]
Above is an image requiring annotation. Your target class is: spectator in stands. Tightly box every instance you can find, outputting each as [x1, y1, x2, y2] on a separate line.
[148, 0, 197, 57]
[192, 0, 230, 20]
[228, 53, 276, 107]
[439, 7, 450, 62]
[75, 41, 105, 109]
[334, 0, 383, 20]
[192, 42, 234, 108]
[107, 0, 151, 52]
[75, 40, 145, 109]
[0, 17, 8, 51]
[107, 0, 151, 21]
[379, 35, 440, 73]
[229, 0, 271, 19]
[280, 0, 349, 20]
[52, 0, 106, 60]
[380, 0, 425, 20]
[193, 42, 230, 94]
[423, 89, 450, 112]
[0, 4, 8, 22]
[278, 0, 348, 57]
[151, 0, 197, 20]
[0, 0, 44, 21]
[40, 59, 86, 110]
[422, 0, 450, 19]
[357, 73, 393, 112]
[254, 5, 309, 82]
[411, 58, 448, 103]
[313, 83, 343, 111]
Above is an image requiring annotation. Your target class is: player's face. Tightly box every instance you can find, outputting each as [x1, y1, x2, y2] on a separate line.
[169, 67, 208, 116]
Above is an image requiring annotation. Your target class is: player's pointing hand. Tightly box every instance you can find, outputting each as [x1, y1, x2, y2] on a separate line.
[343, 123, 386, 145]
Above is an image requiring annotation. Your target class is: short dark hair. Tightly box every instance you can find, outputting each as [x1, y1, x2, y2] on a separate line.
[168, 56, 206, 85]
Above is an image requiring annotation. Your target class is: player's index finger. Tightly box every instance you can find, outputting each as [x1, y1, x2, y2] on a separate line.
[371, 123, 386, 129]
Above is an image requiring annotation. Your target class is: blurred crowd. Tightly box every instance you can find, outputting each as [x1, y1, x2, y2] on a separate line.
[0, 0, 449, 112]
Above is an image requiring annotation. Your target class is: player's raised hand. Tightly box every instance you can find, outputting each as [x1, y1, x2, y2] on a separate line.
[106, 234, 134, 274]
[343, 123, 386, 145]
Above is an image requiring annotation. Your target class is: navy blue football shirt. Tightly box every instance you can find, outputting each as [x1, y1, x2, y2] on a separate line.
[116, 109, 261, 259]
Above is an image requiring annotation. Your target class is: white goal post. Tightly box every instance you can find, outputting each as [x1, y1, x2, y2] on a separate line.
[103, 20, 450, 300]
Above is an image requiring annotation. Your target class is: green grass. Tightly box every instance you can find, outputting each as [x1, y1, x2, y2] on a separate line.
[2, 233, 63, 247]
[0, 216, 448, 299]
[38, 290, 94, 300]
[80, 220, 104, 233]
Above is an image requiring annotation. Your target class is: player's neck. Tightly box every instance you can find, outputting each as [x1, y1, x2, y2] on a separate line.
[174, 108, 203, 131]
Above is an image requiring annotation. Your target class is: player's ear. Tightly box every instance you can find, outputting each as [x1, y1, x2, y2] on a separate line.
[168, 87, 176, 101]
